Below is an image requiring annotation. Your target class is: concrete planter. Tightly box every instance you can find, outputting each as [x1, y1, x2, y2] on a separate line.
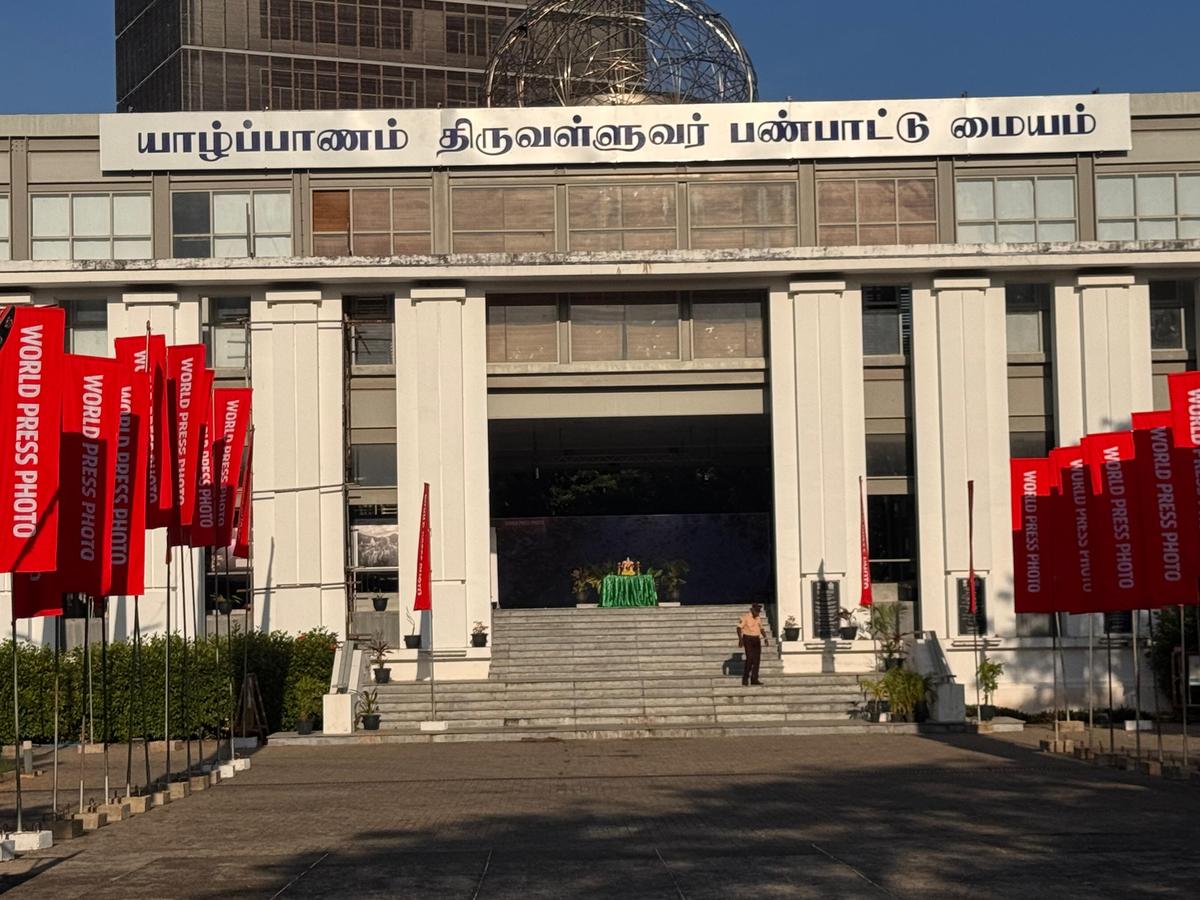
[51, 819, 84, 841]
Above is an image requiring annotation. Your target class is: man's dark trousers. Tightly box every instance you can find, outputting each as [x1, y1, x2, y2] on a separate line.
[742, 635, 761, 684]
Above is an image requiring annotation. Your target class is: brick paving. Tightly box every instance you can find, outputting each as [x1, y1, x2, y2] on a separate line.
[2, 732, 1199, 898]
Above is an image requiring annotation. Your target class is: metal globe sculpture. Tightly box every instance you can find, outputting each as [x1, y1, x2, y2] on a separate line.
[485, 0, 758, 108]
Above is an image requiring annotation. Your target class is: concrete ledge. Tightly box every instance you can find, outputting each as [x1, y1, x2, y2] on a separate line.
[9, 831, 53, 852]
[51, 819, 84, 841]
[152, 790, 172, 807]
[169, 781, 191, 800]
[127, 795, 152, 815]
[218, 764, 236, 779]
[100, 802, 131, 822]
[189, 775, 210, 792]
[232, 758, 251, 772]
[74, 812, 107, 831]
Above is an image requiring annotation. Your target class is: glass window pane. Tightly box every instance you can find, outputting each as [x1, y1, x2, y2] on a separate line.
[351, 189, 391, 233]
[254, 191, 292, 234]
[1037, 221, 1077, 242]
[72, 195, 110, 237]
[351, 323, 394, 366]
[955, 180, 994, 221]
[997, 222, 1036, 243]
[957, 223, 995, 244]
[0, 196, 9, 240]
[694, 302, 751, 358]
[1137, 175, 1176, 217]
[866, 434, 909, 477]
[1006, 310, 1043, 352]
[1179, 175, 1200, 217]
[71, 328, 108, 357]
[113, 239, 152, 259]
[1180, 218, 1200, 239]
[1096, 177, 1134, 218]
[172, 192, 211, 235]
[213, 193, 252, 235]
[212, 325, 248, 368]
[496, 303, 558, 362]
[857, 181, 897, 224]
[31, 240, 70, 260]
[313, 190, 350, 233]
[995, 179, 1035, 220]
[113, 194, 152, 236]
[625, 303, 679, 360]
[214, 236, 250, 257]
[254, 235, 292, 257]
[1150, 307, 1185, 350]
[32, 196, 70, 238]
[571, 303, 625, 361]
[1097, 220, 1136, 241]
[350, 444, 397, 487]
[174, 236, 211, 258]
[73, 301, 107, 326]
[1036, 178, 1075, 219]
[1138, 219, 1177, 240]
[817, 181, 856, 225]
[897, 179, 936, 223]
[0, 241, 8, 261]
[73, 239, 112, 260]
[863, 311, 900, 356]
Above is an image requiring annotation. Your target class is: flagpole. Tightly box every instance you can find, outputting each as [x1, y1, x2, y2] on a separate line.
[1088, 615, 1096, 751]
[52, 616, 60, 817]
[164, 546, 173, 785]
[101, 602, 111, 800]
[1052, 614, 1060, 744]
[181, 548, 192, 775]
[1181, 603, 1190, 768]
[1106, 616, 1115, 754]
[1132, 609, 1143, 761]
[968, 481, 982, 723]
[79, 598, 91, 812]
[1149, 609, 1164, 764]
[190, 551, 204, 770]
[224, 550, 235, 764]
[11, 614, 23, 833]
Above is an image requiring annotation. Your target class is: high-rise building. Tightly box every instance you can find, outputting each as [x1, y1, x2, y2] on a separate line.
[116, 0, 532, 112]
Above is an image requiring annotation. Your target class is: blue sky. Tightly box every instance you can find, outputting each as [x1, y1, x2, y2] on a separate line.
[0, 1, 1197, 114]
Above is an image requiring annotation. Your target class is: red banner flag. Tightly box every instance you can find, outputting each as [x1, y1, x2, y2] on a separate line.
[58, 355, 122, 597]
[1131, 411, 1199, 607]
[1049, 446, 1097, 614]
[413, 483, 432, 612]
[108, 361, 151, 597]
[0, 306, 66, 574]
[11, 571, 63, 619]
[1010, 458, 1054, 614]
[115, 334, 171, 528]
[213, 389, 252, 548]
[1168, 371, 1200, 449]
[191, 399, 219, 548]
[1082, 431, 1141, 612]
[858, 476, 873, 607]
[232, 432, 253, 560]
[167, 346, 210, 531]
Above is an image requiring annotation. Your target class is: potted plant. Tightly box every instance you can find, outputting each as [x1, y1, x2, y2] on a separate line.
[372, 593, 389, 612]
[214, 594, 232, 615]
[860, 677, 889, 722]
[868, 603, 906, 670]
[369, 638, 392, 683]
[837, 608, 859, 641]
[357, 689, 381, 731]
[570, 568, 592, 604]
[471, 621, 489, 648]
[883, 667, 935, 722]
[659, 560, 689, 603]
[292, 674, 326, 735]
[403, 611, 421, 649]
[782, 616, 801, 642]
[976, 658, 1004, 721]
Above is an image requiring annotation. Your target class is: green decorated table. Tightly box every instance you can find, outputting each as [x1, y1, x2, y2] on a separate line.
[600, 574, 659, 608]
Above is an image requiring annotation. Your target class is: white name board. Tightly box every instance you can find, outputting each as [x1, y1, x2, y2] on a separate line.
[99, 94, 1131, 172]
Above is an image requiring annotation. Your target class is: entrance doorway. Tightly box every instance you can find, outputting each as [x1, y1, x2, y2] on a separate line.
[490, 415, 773, 608]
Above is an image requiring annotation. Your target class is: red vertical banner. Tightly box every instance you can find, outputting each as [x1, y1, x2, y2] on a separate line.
[1168, 371, 1200, 448]
[1049, 446, 1096, 614]
[1131, 412, 1198, 607]
[413, 483, 432, 612]
[1082, 431, 1141, 612]
[11, 572, 63, 619]
[0, 306, 66, 574]
[191, 397, 219, 548]
[232, 432, 253, 560]
[116, 334, 171, 528]
[167, 346, 210, 532]
[109, 361, 150, 596]
[858, 476, 873, 607]
[1010, 458, 1054, 614]
[213, 388, 252, 548]
[58, 355, 122, 597]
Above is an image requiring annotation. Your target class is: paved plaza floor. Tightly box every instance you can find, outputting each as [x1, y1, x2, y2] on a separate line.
[2, 731, 1199, 898]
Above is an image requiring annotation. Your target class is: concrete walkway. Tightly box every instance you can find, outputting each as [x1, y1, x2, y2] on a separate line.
[3, 732, 1199, 898]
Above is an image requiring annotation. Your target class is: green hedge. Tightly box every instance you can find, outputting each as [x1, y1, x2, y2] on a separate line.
[0, 628, 336, 744]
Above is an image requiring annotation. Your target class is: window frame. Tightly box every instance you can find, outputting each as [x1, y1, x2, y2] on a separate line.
[816, 176, 939, 247]
[0, 193, 9, 260]
[64, 299, 109, 356]
[311, 186, 433, 257]
[566, 183, 680, 253]
[171, 189, 293, 260]
[955, 176, 1078, 244]
[31, 191, 153, 262]
[567, 293, 683, 363]
[1096, 172, 1200, 241]
[687, 181, 800, 250]
[203, 296, 251, 374]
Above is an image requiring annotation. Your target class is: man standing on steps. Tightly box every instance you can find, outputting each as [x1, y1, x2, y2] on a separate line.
[736, 602, 768, 686]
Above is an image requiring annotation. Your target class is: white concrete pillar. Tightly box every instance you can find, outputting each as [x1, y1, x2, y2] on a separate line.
[251, 289, 347, 637]
[769, 280, 866, 646]
[395, 285, 491, 678]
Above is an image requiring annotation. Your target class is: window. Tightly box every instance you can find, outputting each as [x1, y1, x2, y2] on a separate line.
[1150, 280, 1197, 410]
[487, 296, 560, 363]
[817, 178, 937, 247]
[862, 286, 911, 357]
[691, 292, 765, 359]
[204, 298, 250, 371]
[445, 14, 487, 57]
[0, 195, 9, 260]
[32, 193, 152, 261]
[569, 293, 680, 361]
[689, 183, 798, 250]
[350, 444, 397, 487]
[171, 191, 292, 259]
[1006, 284, 1055, 458]
[312, 188, 432, 257]
[956, 177, 1077, 243]
[568, 184, 678, 252]
[347, 295, 394, 369]
[66, 301, 108, 356]
[452, 187, 555, 253]
[1097, 174, 1200, 241]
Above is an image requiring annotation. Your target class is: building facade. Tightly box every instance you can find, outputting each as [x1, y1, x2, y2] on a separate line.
[1, 92, 1198, 710]
[116, 0, 531, 112]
